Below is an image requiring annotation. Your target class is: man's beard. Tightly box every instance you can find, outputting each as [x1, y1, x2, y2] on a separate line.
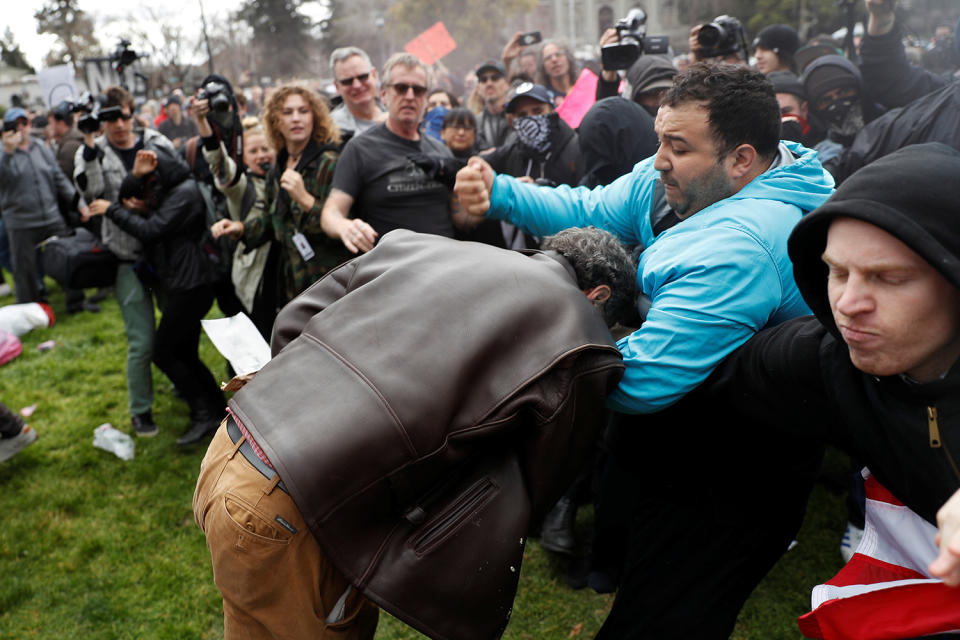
[667, 161, 735, 218]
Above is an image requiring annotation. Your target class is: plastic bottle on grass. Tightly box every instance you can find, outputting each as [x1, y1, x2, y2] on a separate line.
[93, 423, 135, 461]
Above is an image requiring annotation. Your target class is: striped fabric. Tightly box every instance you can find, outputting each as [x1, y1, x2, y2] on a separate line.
[798, 472, 960, 639]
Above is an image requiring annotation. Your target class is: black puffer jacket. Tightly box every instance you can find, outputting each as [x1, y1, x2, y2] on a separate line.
[106, 145, 214, 292]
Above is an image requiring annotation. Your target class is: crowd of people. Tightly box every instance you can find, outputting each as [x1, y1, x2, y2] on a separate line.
[3, 0, 960, 637]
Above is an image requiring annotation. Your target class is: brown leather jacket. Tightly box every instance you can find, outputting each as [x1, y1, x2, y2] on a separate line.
[229, 230, 624, 640]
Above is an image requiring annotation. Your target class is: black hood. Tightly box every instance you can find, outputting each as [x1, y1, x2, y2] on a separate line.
[624, 55, 677, 102]
[789, 143, 960, 333]
[578, 97, 658, 188]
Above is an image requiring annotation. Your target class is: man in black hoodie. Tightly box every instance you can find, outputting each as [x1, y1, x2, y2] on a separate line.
[705, 143, 960, 630]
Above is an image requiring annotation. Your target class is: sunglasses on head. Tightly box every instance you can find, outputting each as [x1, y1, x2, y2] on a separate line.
[389, 83, 428, 97]
[336, 72, 371, 87]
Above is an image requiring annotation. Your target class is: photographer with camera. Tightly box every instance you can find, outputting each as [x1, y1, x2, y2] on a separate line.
[180, 74, 246, 327]
[75, 85, 176, 438]
[595, 11, 675, 117]
[688, 15, 749, 65]
[0, 107, 94, 312]
[192, 94, 278, 339]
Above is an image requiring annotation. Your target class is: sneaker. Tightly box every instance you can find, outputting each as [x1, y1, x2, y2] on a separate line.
[0, 425, 38, 462]
[131, 411, 158, 438]
[840, 521, 864, 563]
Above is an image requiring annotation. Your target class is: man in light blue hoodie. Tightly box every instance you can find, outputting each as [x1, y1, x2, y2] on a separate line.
[456, 63, 835, 638]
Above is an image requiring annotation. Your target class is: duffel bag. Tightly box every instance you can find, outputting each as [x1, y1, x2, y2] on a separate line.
[41, 228, 118, 289]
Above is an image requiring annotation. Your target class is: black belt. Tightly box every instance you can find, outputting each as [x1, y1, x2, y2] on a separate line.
[226, 415, 288, 494]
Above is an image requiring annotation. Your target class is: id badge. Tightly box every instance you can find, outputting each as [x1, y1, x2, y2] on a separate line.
[292, 232, 315, 261]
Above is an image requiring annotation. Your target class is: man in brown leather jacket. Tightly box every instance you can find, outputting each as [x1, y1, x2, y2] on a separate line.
[192, 227, 633, 640]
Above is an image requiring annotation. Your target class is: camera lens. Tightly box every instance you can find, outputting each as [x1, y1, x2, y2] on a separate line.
[698, 24, 723, 48]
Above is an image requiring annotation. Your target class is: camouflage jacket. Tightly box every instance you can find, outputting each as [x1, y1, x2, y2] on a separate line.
[243, 140, 350, 303]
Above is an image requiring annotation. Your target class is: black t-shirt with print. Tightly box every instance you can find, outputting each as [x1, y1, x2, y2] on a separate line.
[332, 124, 454, 238]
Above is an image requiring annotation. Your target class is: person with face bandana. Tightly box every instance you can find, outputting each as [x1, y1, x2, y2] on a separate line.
[484, 83, 583, 189]
[801, 55, 884, 164]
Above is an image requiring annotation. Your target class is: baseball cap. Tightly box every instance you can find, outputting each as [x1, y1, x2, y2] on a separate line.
[504, 82, 553, 113]
[3, 107, 28, 124]
[476, 60, 507, 78]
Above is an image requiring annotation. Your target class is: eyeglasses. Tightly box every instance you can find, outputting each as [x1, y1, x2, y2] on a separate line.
[478, 74, 503, 84]
[336, 72, 371, 87]
[444, 124, 474, 132]
[389, 83, 428, 97]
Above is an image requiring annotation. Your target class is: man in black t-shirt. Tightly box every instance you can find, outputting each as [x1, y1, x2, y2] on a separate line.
[321, 52, 469, 254]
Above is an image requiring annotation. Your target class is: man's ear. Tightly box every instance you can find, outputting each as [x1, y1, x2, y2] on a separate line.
[585, 285, 611, 304]
[727, 143, 759, 180]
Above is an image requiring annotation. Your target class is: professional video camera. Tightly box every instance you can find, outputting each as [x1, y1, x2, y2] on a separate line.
[111, 39, 140, 74]
[67, 92, 106, 134]
[197, 81, 232, 114]
[697, 15, 748, 60]
[601, 8, 670, 71]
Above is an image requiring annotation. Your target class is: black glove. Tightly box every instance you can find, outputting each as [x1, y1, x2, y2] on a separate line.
[406, 153, 468, 191]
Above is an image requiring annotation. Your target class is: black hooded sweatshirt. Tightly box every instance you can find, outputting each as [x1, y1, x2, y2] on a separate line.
[577, 97, 658, 188]
[705, 143, 960, 525]
[106, 144, 214, 293]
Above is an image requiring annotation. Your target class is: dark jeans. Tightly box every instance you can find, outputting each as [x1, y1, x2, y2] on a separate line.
[153, 284, 224, 421]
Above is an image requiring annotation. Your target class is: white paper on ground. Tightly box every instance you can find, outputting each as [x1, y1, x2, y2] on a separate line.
[201, 313, 272, 377]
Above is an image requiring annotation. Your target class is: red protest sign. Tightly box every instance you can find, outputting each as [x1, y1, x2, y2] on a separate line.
[404, 21, 457, 65]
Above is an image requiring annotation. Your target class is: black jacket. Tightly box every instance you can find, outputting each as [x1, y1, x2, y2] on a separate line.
[578, 97, 658, 188]
[825, 82, 960, 184]
[860, 26, 949, 110]
[707, 143, 960, 525]
[484, 116, 583, 187]
[106, 147, 213, 292]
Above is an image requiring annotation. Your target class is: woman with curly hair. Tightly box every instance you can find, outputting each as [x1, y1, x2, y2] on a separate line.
[211, 83, 349, 308]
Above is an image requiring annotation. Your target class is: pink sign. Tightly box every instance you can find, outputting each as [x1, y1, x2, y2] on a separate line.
[404, 22, 457, 65]
[555, 68, 600, 129]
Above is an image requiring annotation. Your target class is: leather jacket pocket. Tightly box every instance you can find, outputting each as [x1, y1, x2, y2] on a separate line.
[410, 477, 498, 557]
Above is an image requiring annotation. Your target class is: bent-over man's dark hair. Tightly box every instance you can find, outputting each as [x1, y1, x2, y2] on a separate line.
[663, 63, 780, 161]
[541, 227, 636, 328]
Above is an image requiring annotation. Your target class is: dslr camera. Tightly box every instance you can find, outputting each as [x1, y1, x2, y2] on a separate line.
[696, 15, 747, 60]
[197, 81, 232, 114]
[602, 9, 670, 71]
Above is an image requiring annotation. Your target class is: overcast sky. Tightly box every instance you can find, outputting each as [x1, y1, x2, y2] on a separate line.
[9, 1, 329, 70]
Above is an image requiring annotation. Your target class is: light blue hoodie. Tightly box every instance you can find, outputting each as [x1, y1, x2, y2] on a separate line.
[487, 141, 835, 414]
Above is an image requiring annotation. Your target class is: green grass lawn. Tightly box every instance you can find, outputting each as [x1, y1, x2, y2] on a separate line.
[0, 277, 848, 639]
